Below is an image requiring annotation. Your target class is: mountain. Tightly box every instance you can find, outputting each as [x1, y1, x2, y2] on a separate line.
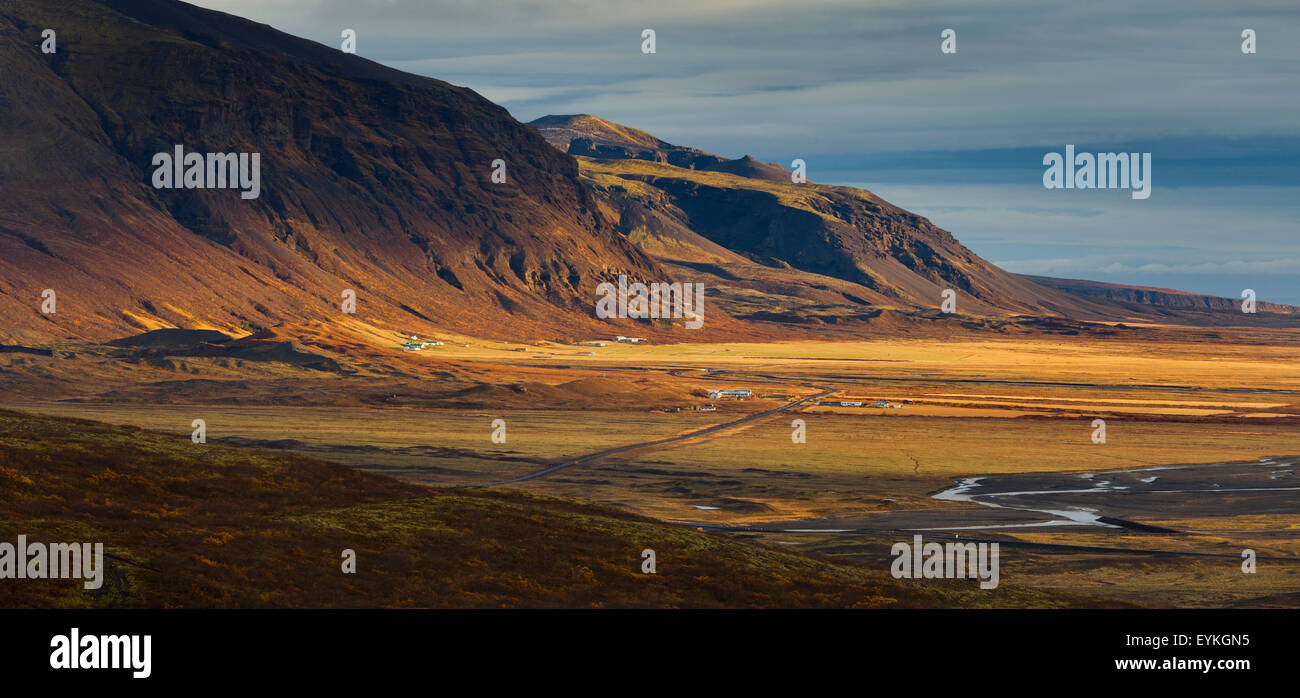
[1, 1, 1289, 349]
[531, 114, 1299, 327]
[531, 115, 1154, 322]
[533, 114, 792, 182]
[0, 0, 672, 344]
[1022, 276, 1296, 314]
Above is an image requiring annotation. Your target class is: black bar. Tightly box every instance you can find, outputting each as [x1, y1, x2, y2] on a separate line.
[0, 609, 1288, 686]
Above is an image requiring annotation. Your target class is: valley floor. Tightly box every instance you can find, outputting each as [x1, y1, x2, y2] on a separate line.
[3, 330, 1299, 607]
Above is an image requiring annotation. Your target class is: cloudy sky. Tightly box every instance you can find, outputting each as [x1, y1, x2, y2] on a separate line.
[195, 0, 1300, 303]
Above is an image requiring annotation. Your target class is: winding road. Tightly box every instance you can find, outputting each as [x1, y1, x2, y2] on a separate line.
[475, 388, 834, 486]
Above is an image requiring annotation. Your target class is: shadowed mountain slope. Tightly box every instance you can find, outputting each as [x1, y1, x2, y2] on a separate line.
[0, 0, 678, 344]
[533, 116, 1129, 319]
[531, 114, 1299, 326]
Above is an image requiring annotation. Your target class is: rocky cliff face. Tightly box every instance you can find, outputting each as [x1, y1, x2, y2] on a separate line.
[532, 114, 1117, 317]
[0, 0, 664, 343]
[532, 114, 1300, 323]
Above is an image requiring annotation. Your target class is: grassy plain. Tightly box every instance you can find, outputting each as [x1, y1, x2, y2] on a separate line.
[4, 330, 1299, 607]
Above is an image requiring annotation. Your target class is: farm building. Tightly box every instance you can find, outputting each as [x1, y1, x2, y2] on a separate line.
[708, 388, 753, 399]
[401, 337, 444, 351]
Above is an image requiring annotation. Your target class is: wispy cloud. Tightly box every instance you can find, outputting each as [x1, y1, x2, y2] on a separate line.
[196, 0, 1300, 154]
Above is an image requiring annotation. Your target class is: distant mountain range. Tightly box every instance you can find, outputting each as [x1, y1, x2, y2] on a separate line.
[1021, 275, 1295, 314]
[0, 0, 1292, 344]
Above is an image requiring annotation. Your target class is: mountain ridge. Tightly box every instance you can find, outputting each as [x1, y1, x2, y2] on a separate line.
[1022, 275, 1297, 314]
[1, 1, 1292, 350]
[530, 113, 1298, 325]
[0, 0, 714, 344]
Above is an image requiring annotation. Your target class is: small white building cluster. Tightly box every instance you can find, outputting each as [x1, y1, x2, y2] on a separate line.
[817, 399, 903, 409]
[708, 388, 752, 399]
[401, 335, 444, 351]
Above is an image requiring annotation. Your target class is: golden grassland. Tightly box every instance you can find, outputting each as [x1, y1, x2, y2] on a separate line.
[7, 332, 1299, 406]
[17, 403, 1294, 514]
[4, 331, 1299, 607]
[536, 336, 1300, 388]
[7, 333, 1298, 530]
[514, 414, 1298, 521]
[1, 404, 733, 484]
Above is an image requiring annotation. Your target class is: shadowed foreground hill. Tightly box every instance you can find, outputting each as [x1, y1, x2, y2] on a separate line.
[0, 410, 1108, 608]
